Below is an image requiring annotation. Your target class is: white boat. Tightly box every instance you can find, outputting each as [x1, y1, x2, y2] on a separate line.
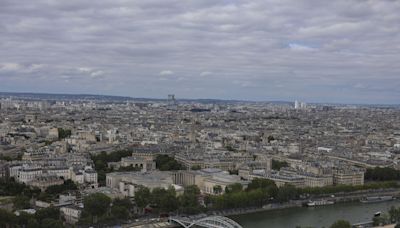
[307, 200, 335, 207]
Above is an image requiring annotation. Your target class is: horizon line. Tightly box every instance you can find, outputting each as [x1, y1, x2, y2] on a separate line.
[0, 90, 399, 106]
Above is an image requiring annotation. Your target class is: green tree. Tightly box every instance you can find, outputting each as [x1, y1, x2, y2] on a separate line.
[191, 165, 201, 170]
[57, 128, 72, 139]
[16, 211, 35, 227]
[45, 180, 78, 195]
[91, 150, 134, 185]
[0, 209, 17, 227]
[37, 192, 51, 202]
[373, 216, 385, 226]
[330, 220, 351, 228]
[13, 195, 31, 209]
[213, 185, 223, 194]
[111, 205, 129, 220]
[113, 197, 133, 209]
[209, 187, 270, 210]
[271, 159, 289, 170]
[136, 187, 177, 214]
[228, 169, 239, 175]
[83, 193, 111, 222]
[155, 155, 185, 171]
[27, 218, 40, 228]
[179, 185, 202, 214]
[0, 178, 28, 196]
[135, 186, 151, 209]
[40, 218, 64, 228]
[159, 187, 179, 212]
[225, 183, 243, 194]
[267, 135, 275, 143]
[277, 184, 299, 202]
[150, 187, 167, 207]
[389, 206, 400, 223]
[247, 178, 276, 191]
[247, 188, 267, 206]
[365, 167, 400, 181]
[184, 185, 201, 196]
[35, 207, 60, 223]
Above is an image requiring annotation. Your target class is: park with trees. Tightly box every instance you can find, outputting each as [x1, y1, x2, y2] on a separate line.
[0, 206, 63, 228]
[91, 151, 185, 185]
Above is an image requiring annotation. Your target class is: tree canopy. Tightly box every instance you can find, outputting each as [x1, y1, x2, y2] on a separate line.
[83, 193, 111, 217]
[57, 128, 71, 139]
[91, 150, 133, 184]
[155, 155, 185, 171]
[365, 167, 400, 181]
[0, 207, 64, 228]
[45, 179, 78, 195]
[0, 178, 40, 197]
[330, 220, 351, 228]
[271, 159, 289, 170]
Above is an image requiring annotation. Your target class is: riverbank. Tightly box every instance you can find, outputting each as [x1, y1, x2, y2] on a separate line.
[209, 188, 400, 217]
[230, 200, 400, 228]
[123, 188, 400, 228]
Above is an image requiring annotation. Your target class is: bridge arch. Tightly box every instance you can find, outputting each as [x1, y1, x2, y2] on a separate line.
[170, 215, 243, 228]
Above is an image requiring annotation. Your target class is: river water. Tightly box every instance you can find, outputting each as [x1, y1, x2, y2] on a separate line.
[230, 200, 400, 228]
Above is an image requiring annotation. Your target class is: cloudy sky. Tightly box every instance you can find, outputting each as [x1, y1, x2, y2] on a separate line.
[1, 0, 399, 104]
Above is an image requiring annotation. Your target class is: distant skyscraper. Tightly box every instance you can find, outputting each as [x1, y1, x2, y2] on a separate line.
[167, 94, 176, 106]
[294, 100, 307, 110]
[294, 100, 299, 109]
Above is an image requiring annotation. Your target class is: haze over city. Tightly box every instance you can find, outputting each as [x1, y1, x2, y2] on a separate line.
[1, 0, 399, 104]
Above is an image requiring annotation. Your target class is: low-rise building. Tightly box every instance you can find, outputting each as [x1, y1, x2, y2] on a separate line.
[173, 168, 249, 195]
[249, 170, 306, 188]
[333, 169, 364, 186]
[29, 174, 64, 191]
[106, 171, 181, 197]
[60, 205, 82, 224]
[0, 161, 9, 179]
[18, 167, 43, 183]
[108, 156, 156, 172]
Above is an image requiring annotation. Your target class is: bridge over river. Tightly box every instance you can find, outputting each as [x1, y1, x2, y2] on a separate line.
[169, 215, 243, 228]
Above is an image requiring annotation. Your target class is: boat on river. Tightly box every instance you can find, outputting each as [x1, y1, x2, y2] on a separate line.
[360, 196, 393, 203]
[306, 200, 335, 207]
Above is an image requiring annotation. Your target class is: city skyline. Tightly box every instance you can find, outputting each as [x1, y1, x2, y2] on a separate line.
[0, 90, 399, 106]
[1, 0, 400, 104]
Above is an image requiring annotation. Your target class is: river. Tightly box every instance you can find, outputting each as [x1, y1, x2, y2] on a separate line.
[230, 200, 400, 228]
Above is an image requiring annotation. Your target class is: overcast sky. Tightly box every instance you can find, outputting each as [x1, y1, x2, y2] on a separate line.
[0, 0, 399, 104]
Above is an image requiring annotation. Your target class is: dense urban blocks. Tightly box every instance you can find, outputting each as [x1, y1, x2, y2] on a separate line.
[1, 94, 400, 227]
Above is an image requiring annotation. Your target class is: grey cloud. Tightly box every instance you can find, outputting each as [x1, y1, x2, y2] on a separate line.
[159, 70, 174, 76]
[0, 0, 399, 103]
[200, 71, 213, 77]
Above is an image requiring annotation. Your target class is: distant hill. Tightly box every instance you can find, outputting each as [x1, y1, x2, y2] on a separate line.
[0, 91, 293, 105]
[0, 92, 133, 102]
[0, 91, 397, 107]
